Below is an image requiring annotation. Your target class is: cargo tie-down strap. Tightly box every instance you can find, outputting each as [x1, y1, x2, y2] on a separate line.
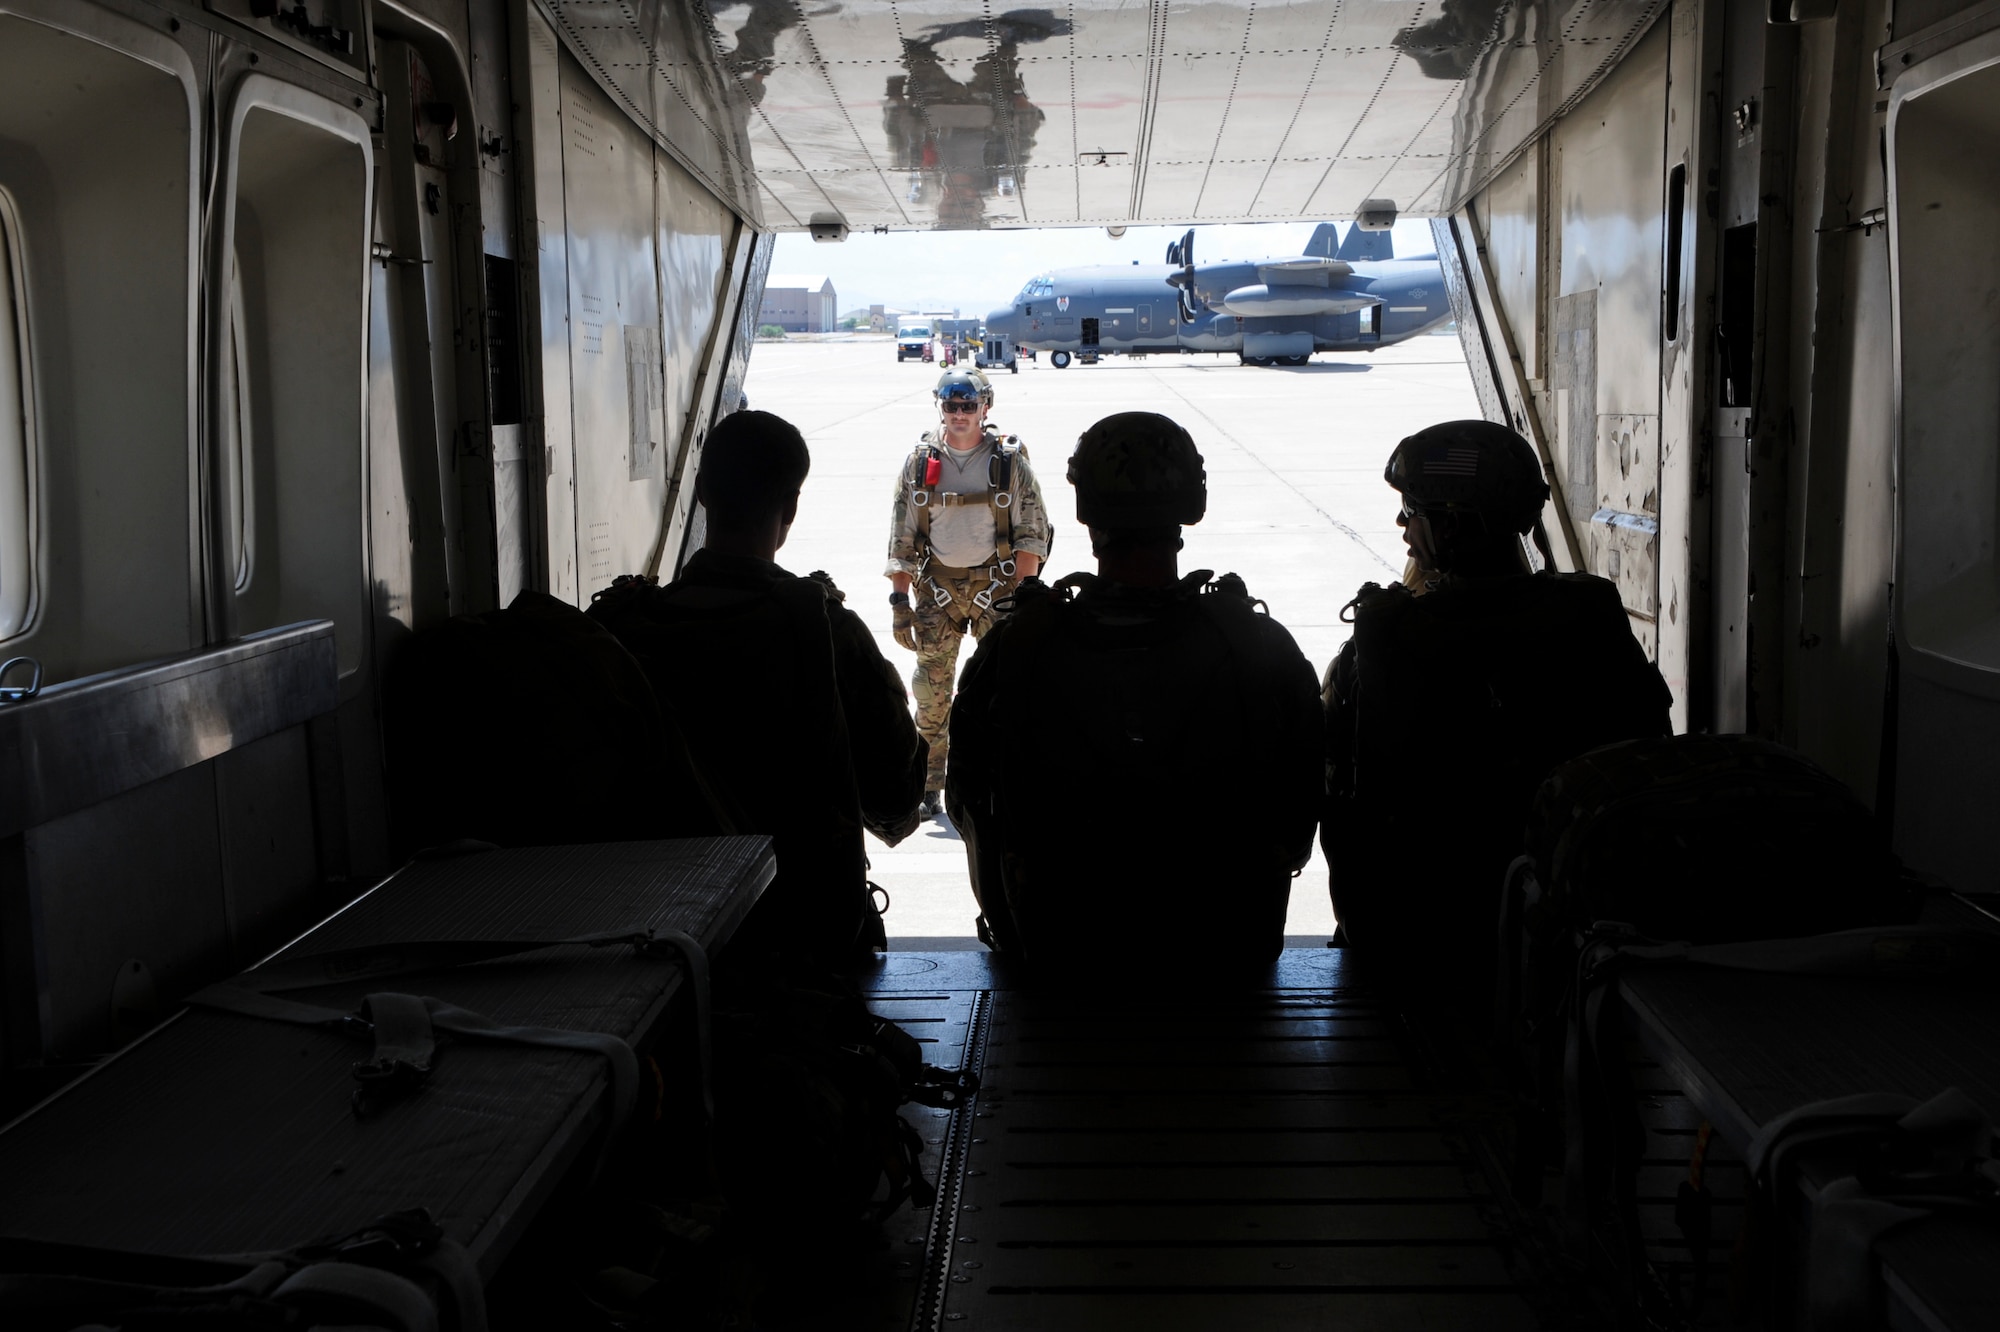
[187, 926, 711, 1141]
[0, 1207, 482, 1332]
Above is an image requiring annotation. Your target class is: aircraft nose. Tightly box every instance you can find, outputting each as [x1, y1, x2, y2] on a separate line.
[985, 307, 1017, 338]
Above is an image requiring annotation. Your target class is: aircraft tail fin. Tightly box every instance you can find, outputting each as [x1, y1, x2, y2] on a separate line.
[1336, 224, 1395, 262]
[1303, 223, 1342, 258]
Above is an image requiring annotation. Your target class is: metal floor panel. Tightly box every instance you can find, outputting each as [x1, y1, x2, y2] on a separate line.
[862, 951, 1551, 1332]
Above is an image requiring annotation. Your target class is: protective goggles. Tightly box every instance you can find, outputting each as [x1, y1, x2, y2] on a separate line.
[939, 398, 982, 414]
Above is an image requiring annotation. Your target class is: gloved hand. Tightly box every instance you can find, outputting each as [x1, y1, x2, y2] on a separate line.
[892, 600, 919, 651]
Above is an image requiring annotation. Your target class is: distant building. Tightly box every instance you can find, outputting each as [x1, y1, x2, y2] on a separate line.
[761, 274, 836, 333]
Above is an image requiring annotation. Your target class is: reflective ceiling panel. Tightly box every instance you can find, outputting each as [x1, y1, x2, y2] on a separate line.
[538, 0, 1672, 229]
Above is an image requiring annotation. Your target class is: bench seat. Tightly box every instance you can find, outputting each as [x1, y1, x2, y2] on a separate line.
[0, 838, 772, 1278]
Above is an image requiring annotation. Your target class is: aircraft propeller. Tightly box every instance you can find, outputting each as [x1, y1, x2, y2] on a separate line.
[1165, 227, 1198, 323]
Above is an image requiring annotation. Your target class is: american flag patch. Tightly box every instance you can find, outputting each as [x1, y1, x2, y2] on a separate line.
[1425, 445, 1482, 476]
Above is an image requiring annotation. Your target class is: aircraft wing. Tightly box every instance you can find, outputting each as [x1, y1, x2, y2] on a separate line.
[1255, 257, 1354, 282]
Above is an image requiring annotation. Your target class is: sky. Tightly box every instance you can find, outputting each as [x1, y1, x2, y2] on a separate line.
[768, 219, 1442, 321]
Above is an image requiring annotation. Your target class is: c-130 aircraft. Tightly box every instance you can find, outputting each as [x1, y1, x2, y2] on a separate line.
[982, 222, 1452, 368]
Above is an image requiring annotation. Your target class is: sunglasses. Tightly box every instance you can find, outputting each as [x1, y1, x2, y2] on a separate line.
[939, 399, 982, 414]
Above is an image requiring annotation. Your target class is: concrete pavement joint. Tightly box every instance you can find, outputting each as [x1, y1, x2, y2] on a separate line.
[1142, 366, 1400, 576]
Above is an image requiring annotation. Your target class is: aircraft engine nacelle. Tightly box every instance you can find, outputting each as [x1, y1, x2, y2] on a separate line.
[1216, 284, 1377, 319]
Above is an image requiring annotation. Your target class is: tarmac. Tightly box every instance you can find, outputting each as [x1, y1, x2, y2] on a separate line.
[741, 334, 1479, 944]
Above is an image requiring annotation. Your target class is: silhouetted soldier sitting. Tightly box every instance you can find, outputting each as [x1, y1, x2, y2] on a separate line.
[1322, 420, 1671, 1013]
[948, 412, 1323, 969]
[590, 410, 927, 967]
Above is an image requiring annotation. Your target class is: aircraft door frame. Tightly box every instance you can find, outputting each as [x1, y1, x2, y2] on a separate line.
[0, 1, 202, 685]
[373, 36, 460, 632]
[1884, 25, 2000, 891]
[369, 8, 502, 619]
[207, 69, 375, 688]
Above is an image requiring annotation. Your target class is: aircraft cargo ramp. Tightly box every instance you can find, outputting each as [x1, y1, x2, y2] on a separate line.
[862, 951, 1565, 1331]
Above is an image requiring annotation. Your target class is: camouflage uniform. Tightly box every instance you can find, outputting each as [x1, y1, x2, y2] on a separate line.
[886, 425, 1052, 790]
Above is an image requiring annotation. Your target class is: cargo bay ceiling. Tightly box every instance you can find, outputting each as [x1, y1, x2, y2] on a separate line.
[540, 0, 1669, 231]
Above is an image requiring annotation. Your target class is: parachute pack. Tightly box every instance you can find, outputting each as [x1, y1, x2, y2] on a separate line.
[957, 570, 1318, 967]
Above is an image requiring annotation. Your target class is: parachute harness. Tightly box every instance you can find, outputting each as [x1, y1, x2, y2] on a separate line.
[907, 430, 1024, 608]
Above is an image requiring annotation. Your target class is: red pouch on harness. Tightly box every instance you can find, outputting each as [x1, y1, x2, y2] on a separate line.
[924, 456, 942, 487]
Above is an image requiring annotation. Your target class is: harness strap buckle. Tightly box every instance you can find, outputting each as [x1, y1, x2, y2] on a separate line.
[997, 558, 1017, 579]
[992, 490, 1012, 510]
[350, 992, 437, 1116]
[911, 488, 930, 507]
[930, 579, 952, 608]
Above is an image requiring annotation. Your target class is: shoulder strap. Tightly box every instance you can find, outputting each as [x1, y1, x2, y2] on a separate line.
[987, 433, 1020, 562]
[906, 440, 943, 551]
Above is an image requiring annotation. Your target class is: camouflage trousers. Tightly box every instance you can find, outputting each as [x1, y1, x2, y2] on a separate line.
[909, 565, 1008, 791]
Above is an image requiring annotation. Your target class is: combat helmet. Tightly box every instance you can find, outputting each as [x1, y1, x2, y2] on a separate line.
[935, 365, 994, 408]
[1066, 411, 1207, 528]
[1384, 420, 1548, 534]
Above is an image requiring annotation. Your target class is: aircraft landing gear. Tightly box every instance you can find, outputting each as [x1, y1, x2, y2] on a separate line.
[1051, 350, 1072, 369]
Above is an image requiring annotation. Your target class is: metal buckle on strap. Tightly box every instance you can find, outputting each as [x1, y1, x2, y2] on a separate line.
[974, 573, 1004, 611]
[992, 490, 1013, 509]
[911, 488, 930, 507]
[997, 558, 1017, 578]
[929, 579, 952, 607]
[352, 1055, 430, 1087]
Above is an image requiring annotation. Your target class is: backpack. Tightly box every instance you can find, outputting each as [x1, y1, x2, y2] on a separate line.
[1523, 734, 1914, 945]
[707, 963, 974, 1317]
[968, 572, 1316, 965]
[384, 591, 732, 853]
[588, 569, 878, 965]
[1338, 573, 1670, 819]
[1325, 573, 1670, 1004]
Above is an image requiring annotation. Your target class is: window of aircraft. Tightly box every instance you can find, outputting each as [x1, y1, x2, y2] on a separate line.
[1893, 52, 2000, 674]
[225, 93, 370, 678]
[0, 190, 34, 639]
[0, 10, 198, 680]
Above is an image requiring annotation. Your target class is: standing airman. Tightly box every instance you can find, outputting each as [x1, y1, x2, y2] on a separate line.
[885, 367, 1052, 814]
